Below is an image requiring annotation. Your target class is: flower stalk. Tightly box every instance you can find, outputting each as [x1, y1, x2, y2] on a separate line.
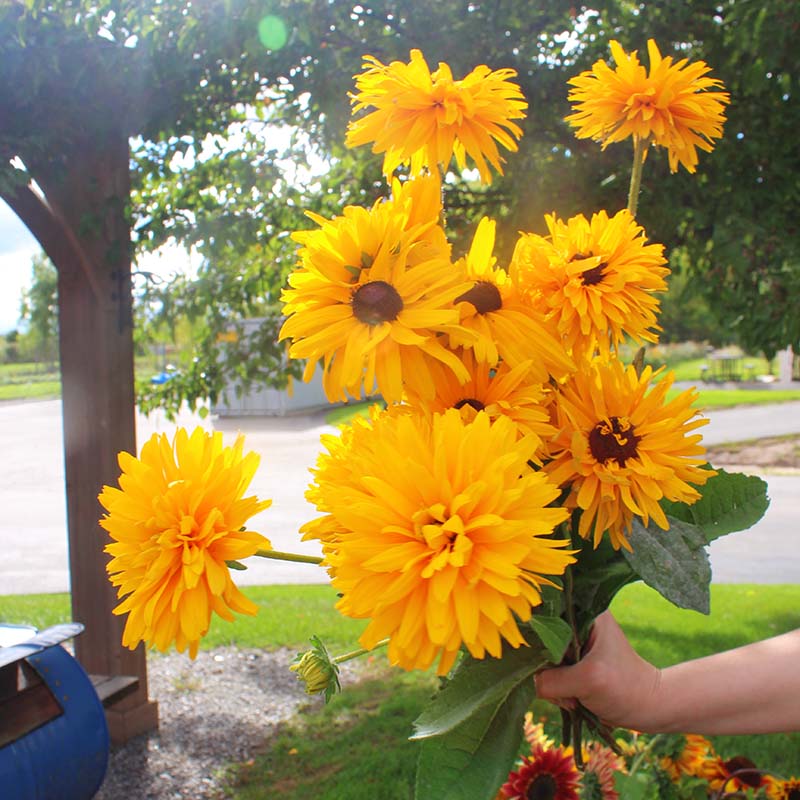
[254, 548, 324, 565]
[627, 135, 649, 217]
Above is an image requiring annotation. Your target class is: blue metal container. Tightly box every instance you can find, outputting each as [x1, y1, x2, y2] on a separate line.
[0, 625, 109, 799]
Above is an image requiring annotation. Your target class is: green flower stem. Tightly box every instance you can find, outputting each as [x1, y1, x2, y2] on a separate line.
[628, 734, 662, 777]
[334, 637, 390, 665]
[564, 566, 581, 662]
[627, 136, 649, 217]
[254, 548, 324, 565]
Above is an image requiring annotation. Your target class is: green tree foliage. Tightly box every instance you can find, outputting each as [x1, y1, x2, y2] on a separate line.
[19, 251, 59, 363]
[4, 1, 798, 416]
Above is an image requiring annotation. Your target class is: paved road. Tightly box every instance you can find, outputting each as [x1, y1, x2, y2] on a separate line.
[700, 400, 800, 445]
[0, 398, 797, 596]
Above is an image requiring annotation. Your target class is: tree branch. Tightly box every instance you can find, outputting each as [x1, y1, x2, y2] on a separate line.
[1, 180, 103, 301]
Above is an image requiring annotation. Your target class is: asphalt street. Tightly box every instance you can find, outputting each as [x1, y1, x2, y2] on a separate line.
[0, 398, 798, 596]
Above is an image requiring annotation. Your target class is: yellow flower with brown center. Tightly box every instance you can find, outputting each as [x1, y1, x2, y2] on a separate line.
[404, 347, 555, 462]
[768, 776, 800, 800]
[98, 428, 271, 658]
[280, 175, 472, 403]
[306, 406, 574, 674]
[566, 39, 730, 173]
[661, 734, 714, 780]
[546, 358, 714, 551]
[451, 217, 574, 382]
[511, 210, 669, 360]
[346, 49, 527, 182]
[701, 754, 770, 793]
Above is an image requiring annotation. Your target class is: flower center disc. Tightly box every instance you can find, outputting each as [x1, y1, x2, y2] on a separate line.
[723, 756, 761, 788]
[588, 416, 641, 466]
[456, 280, 503, 314]
[569, 252, 607, 286]
[454, 398, 485, 412]
[351, 280, 404, 325]
[526, 773, 558, 800]
[581, 262, 607, 285]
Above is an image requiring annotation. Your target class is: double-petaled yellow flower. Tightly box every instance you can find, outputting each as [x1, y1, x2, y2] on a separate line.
[306, 406, 574, 674]
[99, 428, 271, 657]
[566, 39, 729, 173]
[347, 49, 527, 182]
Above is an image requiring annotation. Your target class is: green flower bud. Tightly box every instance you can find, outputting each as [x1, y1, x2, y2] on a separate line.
[290, 635, 341, 702]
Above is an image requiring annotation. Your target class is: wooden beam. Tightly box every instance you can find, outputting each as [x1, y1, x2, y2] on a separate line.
[5, 135, 158, 744]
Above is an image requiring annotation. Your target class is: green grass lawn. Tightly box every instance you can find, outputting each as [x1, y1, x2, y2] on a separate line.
[682, 387, 800, 409]
[0, 361, 61, 400]
[0, 379, 61, 401]
[326, 388, 800, 427]
[3, 582, 799, 795]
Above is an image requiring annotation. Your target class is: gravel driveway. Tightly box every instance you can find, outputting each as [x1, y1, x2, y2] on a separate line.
[97, 647, 361, 800]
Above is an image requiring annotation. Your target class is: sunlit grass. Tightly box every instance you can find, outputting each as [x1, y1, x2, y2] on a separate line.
[4, 582, 799, 795]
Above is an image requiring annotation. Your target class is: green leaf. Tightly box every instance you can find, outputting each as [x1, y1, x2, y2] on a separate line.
[614, 771, 655, 800]
[415, 679, 534, 800]
[537, 580, 564, 618]
[661, 469, 769, 543]
[623, 517, 711, 614]
[411, 644, 547, 740]
[569, 537, 639, 634]
[529, 615, 573, 664]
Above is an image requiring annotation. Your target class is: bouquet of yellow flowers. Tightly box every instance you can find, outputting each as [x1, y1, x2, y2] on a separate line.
[99, 41, 771, 799]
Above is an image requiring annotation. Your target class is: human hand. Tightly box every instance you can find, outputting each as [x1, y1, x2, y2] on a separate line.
[534, 611, 662, 732]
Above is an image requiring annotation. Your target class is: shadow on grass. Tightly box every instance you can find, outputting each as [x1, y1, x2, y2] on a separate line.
[223, 666, 438, 800]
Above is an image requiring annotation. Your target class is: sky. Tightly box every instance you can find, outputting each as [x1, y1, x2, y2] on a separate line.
[0, 200, 39, 333]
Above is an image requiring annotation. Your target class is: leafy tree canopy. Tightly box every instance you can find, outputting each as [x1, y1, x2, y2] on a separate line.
[3, 0, 798, 418]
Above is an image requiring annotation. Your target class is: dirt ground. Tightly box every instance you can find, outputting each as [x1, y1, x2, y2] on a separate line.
[705, 434, 800, 469]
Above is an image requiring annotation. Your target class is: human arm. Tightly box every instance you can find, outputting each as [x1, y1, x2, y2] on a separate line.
[534, 611, 800, 735]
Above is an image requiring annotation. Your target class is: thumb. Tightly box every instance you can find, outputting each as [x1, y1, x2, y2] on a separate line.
[534, 661, 587, 704]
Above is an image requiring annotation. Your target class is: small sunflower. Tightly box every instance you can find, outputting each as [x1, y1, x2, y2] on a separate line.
[280, 176, 472, 403]
[768, 777, 800, 800]
[566, 39, 730, 173]
[98, 428, 271, 658]
[501, 743, 581, 800]
[306, 406, 574, 674]
[451, 217, 574, 381]
[511, 210, 668, 360]
[523, 713, 555, 750]
[346, 49, 527, 182]
[701, 755, 770, 793]
[660, 734, 714, 781]
[580, 742, 627, 800]
[546, 358, 714, 550]
[405, 348, 555, 458]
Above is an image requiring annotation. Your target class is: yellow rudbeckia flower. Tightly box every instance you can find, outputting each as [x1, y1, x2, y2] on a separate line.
[566, 39, 730, 173]
[346, 49, 527, 182]
[99, 427, 271, 657]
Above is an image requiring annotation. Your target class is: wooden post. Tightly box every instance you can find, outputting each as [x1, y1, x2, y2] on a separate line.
[4, 133, 158, 743]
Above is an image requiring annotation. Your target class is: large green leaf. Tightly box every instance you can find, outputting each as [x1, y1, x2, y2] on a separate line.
[529, 614, 573, 664]
[411, 644, 547, 740]
[661, 469, 769, 543]
[570, 536, 640, 635]
[415, 680, 534, 800]
[623, 517, 711, 614]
